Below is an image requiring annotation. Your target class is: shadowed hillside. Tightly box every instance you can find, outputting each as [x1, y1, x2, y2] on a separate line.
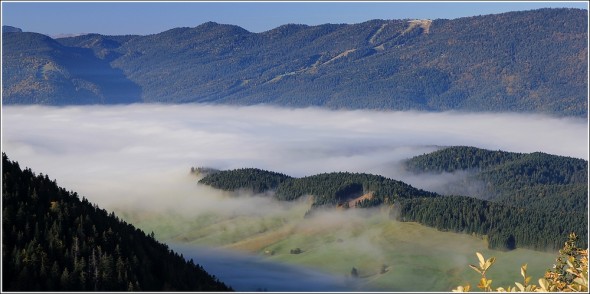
[3, 8, 587, 116]
[2, 32, 141, 105]
[1, 153, 232, 291]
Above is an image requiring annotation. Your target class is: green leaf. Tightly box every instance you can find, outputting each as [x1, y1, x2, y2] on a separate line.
[514, 282, 524, 292]
[477, 278, 487, 289]
[476, 252, 485, 268]
[524, 276, 531, 285]
[538, 278, 549, 292]
[452, 285, 471, 292]
[482, 256, 496, 271]
[573, 277, 585, 284]
[520, 264, 527, 278]
[469, 264, 482, 274]
[488, 257, 496, 265]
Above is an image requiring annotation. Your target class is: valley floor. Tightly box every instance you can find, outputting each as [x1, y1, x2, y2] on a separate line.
[115, 202, 557, 292]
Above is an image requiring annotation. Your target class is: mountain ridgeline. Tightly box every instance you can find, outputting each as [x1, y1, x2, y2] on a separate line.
[1, 153, 232, 291]
[3, 8, 588, 117]
[196, 147, 588, 251]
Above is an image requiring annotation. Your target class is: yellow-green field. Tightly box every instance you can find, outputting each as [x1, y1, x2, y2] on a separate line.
[114, 198, 557, 292]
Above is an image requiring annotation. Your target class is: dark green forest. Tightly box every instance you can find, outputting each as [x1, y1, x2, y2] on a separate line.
[397, 146, 588, 251]
[3, 8, 587, 117]
[2, 153, 232, 291]
[199, 170, 437, 208]
[274, 172, 437, 208]
[395, 195, 587, 251]
[404, 146, 588, 214]
[197, 147, 588, 251]
[197, 168, 292, 194]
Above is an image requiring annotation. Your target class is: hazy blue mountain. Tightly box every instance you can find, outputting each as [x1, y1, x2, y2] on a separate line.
[3, 8, 587, 116]
[2, 25, 22, 33]
[2, 32, 141, 104]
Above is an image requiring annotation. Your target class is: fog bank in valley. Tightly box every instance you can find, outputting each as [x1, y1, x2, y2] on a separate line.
[2, 104, 587, 209]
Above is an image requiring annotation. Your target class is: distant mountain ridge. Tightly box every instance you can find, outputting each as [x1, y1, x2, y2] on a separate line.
[2, 8, 588, 117]
[2, 25, 22, 33]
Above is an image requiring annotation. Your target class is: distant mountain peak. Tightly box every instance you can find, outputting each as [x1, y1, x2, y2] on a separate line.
[195, 21, 251, 33]
[52, 32, 90, 39]
[198, 21, 222, 27]
[2, 25, 22, 33]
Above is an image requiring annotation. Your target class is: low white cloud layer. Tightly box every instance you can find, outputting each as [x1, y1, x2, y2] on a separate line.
[1, 104, 587, 208]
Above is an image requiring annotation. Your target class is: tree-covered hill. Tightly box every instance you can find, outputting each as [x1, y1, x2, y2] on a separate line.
[274, 172, 438, 208]
[1, 153, 232, 291]
[398, 146, 588, 251]
[405, 146, 526, 173]
[198, 169, 437, 208]
[197, 147, 588, 251]
[197, 167, 293, 194]
[3, 8, 587, 117]
[404, 146, 588, 214]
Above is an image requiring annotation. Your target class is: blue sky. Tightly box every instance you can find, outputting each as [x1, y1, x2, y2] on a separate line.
[2, 1, 588, 37]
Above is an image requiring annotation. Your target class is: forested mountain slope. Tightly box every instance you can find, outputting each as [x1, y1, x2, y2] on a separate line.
[3, 8, 587, 117]
[196, 147, 588, 251]
[400, 146, 587, 250]
[1, 153, 232, 291]
[1, 32, 141, 104]
[404, 146, 588, 214]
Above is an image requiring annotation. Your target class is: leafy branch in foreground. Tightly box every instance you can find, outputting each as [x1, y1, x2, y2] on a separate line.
[454, 233, 588, 292]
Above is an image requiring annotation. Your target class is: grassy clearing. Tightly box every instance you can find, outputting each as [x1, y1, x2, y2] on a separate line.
[114, 203, 557, 291]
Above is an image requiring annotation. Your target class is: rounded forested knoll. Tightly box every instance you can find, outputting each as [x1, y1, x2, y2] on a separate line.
[404, 146, 588, 214]
[1, 153, 232, 291]
[199, 169, 437, 208]
[274, 172, 437, 207]
[481, 151, 588, 187]
[198, 167, 293, 194]
[399, 146, 588, 251]
[405, 146, 526, 173]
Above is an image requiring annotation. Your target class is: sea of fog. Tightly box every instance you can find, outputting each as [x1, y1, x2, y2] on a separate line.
[2, 104, 587, 201]
[2, 104, 588, 291]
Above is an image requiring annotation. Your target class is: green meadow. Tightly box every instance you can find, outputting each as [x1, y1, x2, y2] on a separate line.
[115, 199, 557, 292]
